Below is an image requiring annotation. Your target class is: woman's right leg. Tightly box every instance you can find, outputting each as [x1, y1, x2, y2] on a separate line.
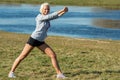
[8, 44, 34, 77]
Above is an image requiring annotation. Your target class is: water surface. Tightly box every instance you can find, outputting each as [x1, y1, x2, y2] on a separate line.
[0, 4, 120, 40]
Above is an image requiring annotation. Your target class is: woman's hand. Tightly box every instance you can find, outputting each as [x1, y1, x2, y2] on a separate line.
[58, 7, 68, 16]
[63, 7, 68, 12]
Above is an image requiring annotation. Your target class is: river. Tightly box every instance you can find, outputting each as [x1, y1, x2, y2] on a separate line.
[0, 4, 120, 40]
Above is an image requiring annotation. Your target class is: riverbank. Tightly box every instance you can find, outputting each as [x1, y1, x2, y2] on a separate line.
[0, 31, 120, 79]
[0, 0, 120, 9]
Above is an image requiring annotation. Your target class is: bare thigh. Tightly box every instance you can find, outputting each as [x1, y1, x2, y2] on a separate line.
[37, 43, 56, 57]
[18, 43, 34, 60]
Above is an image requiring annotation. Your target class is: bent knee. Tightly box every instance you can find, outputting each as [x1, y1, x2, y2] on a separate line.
[50, 53, 56, 58]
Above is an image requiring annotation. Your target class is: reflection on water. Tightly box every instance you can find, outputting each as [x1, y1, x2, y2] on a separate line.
[0, 4, 120, 40]
[93, 19, 120, 29]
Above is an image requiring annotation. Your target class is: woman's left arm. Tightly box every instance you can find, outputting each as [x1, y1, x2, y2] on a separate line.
[39, 12, 60, 21]
[57, 7, 68, 16]
[38, 7, 68, 21]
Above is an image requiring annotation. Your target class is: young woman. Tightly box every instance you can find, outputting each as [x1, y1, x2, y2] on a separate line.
[8, 2, 68, 79]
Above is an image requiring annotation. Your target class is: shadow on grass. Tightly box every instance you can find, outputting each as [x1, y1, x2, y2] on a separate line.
[65, 70, 120, 77]
[81, 51, 89, 54]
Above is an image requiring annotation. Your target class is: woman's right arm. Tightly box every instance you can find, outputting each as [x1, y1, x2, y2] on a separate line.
[57, 7, 68, 16]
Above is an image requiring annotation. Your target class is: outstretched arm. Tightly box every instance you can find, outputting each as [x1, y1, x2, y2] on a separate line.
[37, 7, 68, 21]
[57, 7, 68, 16]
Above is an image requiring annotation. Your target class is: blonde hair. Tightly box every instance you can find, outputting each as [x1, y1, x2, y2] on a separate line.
[40, 2, 50, 13]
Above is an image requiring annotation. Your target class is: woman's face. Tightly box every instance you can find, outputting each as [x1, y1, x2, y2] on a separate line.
[42, 5, 50, 15]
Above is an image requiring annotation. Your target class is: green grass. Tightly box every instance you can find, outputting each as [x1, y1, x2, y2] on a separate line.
[0, 0, 120, 9]
[0, 31, 120, 80]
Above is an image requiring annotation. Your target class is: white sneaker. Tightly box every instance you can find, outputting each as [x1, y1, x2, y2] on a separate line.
[57, 73, 66, 79]
[8, 72, 16, 78]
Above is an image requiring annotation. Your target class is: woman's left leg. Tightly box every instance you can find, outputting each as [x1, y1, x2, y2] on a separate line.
[37, 43, 62, 74]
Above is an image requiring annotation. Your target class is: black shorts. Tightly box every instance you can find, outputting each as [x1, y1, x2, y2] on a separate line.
[27, 37, 45, 47]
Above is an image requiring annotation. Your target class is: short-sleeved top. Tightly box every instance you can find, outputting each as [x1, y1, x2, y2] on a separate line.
[31, 12, 59, 41]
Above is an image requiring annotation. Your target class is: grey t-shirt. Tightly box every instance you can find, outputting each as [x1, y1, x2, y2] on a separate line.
[31, 12, 59, 41]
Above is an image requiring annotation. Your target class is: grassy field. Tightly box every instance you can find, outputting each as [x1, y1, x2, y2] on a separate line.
[0, 0, 120, 9]
[0, 31, 120, 80]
